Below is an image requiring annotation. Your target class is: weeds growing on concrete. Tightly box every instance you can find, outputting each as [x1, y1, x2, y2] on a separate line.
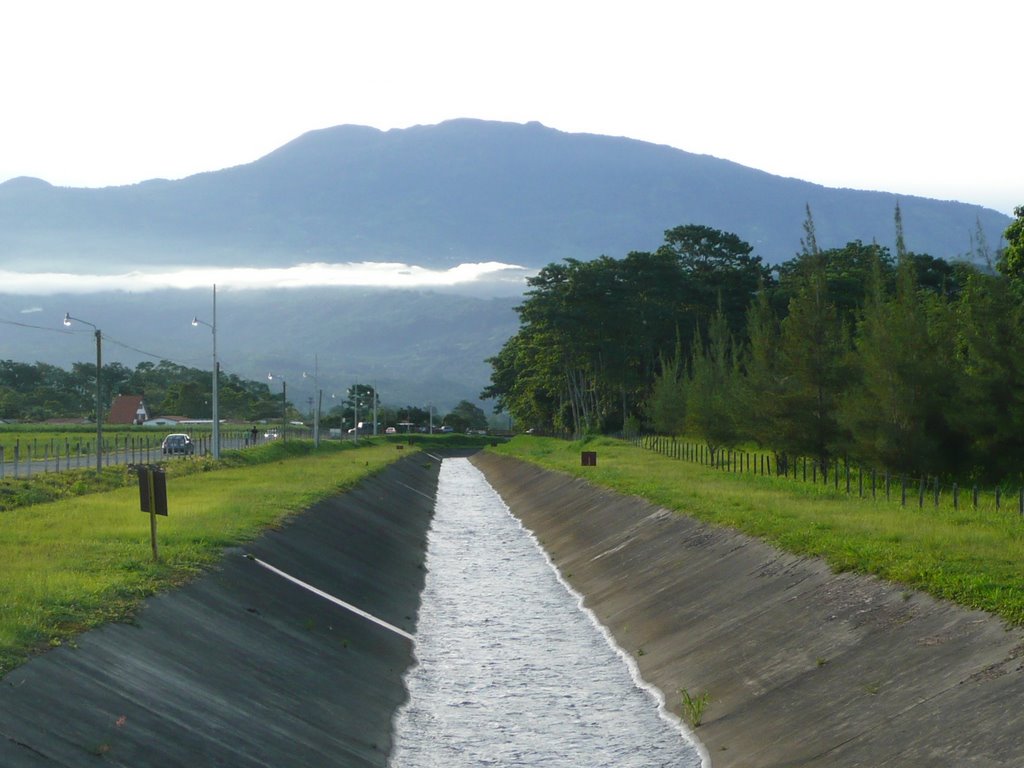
[679, 687, 711, 728]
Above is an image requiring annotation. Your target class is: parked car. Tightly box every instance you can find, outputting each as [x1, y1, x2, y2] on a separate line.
[161, 433, 195, 455]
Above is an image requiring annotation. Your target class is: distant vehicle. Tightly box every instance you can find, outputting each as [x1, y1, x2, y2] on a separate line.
[161, 433, 195, 455]
[263, 430, 279, 440]
[437, 425, 454, 433]
[385, 426, 397, 434]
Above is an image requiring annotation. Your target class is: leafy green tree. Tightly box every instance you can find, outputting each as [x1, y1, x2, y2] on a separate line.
[444, 400, 488, 432]
[329, 384, 379, 430]
[657, 224, 769, 339]
[482, 330, 564, 432]
[997, 205, 1024, 288]
[483, 225, 768, 435]
[774, 240, 895, 326]
[395, 405, 432, 431]
[161, 380, 208, 418]
[0, 386, 24, 419]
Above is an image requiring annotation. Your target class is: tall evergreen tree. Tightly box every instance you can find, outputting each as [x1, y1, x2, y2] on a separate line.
[838, 258, 958, 474]
[952, 270, 1024, 479]
[685, 307, 741, 461]
[739, 281, 783, 448]
[773, 258, 848, 473]
[646, 337, 687, 435]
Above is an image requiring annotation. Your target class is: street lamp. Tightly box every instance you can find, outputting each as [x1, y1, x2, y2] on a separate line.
[191, 284, 220, 459]
[372, 382, 379, 437]
[63, 312, 103, 474]
[303, 355, 319, 448]
[268, 373, 286, 442]
[352, 384, 358, 444]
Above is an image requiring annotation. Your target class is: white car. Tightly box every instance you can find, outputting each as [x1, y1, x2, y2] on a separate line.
[161, 433, 195, 455]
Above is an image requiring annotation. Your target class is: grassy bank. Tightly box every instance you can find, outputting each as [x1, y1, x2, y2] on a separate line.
[491, 435, 1024, 626]
[0, 440, 410, 676]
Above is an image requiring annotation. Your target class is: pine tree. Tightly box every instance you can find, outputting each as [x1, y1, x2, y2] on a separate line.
[646, 338, 687, 435]
[773, 257, 848, 473]
[839, 213, 963, 475]
[686, 306, 741, 462]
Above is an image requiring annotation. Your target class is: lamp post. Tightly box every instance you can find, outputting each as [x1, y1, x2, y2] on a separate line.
[372, 383, 379, 436]
[353, 384, 359, 445]
[191, 284, 220, 459]
[63, 313, 103, 474]
[303, 355, 319, 448]
[268, 373, 286, 442]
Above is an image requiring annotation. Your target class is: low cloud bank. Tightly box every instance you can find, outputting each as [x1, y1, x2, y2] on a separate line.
[0, 261, 534, 295]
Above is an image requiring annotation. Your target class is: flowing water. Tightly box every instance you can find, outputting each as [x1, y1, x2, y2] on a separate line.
[389, 457, 704, 767]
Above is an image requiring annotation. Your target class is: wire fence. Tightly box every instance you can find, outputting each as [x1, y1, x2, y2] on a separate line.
[0, 429, 291, 480]
[632, 434, 1024, 516]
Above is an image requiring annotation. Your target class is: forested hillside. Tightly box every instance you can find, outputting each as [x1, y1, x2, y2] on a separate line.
[485, 205, 1024, 482]
[0, 120, 1010, 271]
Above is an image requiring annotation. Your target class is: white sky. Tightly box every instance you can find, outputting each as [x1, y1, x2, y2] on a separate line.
[0, 0, 1019, 215]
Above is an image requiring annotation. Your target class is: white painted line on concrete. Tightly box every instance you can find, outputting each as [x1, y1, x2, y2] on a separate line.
[245, 554, 415, 642]
[396, 480, 436, 501]
[423, 452, 444, 462]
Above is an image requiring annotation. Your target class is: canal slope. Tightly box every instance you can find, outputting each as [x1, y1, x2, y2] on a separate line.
[471, 452, 1024, 767]
[0, 453, 440, 768]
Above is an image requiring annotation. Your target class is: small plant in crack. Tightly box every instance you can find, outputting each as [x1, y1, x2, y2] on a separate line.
[679, 687, 711, 728]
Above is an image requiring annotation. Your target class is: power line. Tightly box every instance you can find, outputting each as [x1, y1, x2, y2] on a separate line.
[2, 317, 222, 374]
[0, 317, 74, 334]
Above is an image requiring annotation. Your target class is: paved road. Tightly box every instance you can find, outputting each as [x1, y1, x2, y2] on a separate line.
[0, 432, 269, 478]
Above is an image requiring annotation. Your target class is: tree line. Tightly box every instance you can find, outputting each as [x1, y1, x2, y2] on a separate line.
[483, 204, 1024, 483]
[0, 359, 285, 423]
[0, 358, 491, 435]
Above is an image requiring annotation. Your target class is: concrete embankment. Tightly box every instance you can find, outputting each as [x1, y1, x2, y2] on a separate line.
[0, 453, 440, 768]
[471, 452, 1024, 767]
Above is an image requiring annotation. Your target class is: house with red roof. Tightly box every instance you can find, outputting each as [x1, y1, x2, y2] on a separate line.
[108, 395, 150, 425]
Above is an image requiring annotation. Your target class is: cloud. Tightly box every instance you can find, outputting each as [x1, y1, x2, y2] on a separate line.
[0, 261, 534, 296]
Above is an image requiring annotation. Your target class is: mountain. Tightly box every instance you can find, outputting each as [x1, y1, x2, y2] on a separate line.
[0, 119, 1015, 414]
[0, 119, 1012, 272]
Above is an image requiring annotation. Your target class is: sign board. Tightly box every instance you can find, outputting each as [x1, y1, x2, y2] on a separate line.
[581, 451, 597, 466]
[138, 466, 168, 516]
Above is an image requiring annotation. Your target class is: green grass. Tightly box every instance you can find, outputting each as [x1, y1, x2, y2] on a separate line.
[0, 439, 415, 676]
[490, 435, 1024, 626]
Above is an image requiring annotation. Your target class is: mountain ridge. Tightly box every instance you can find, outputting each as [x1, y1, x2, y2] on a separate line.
[0, 119, 1011, 272]
[1, 120, 1013, 411]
